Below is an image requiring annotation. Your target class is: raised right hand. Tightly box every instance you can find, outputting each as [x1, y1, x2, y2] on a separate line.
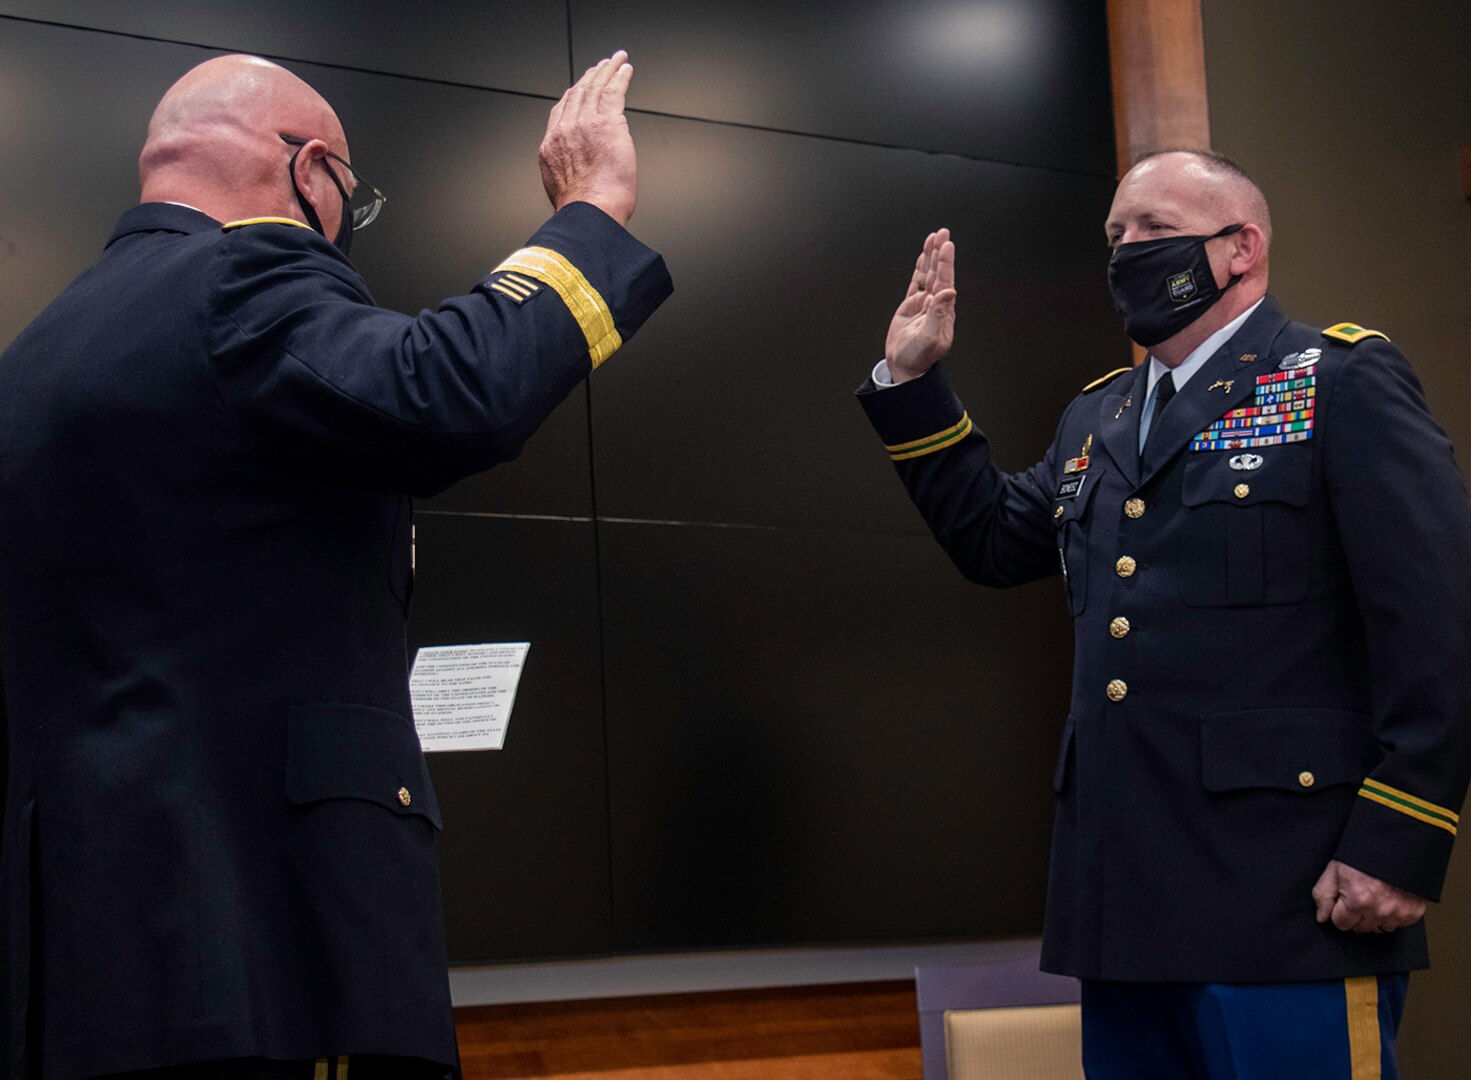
[885, 229, 957, 384]
[538, 50, 639, 227]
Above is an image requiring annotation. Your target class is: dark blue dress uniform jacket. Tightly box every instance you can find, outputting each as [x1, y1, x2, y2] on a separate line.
[858, 296, 1471, 983]
[0, 201, 671, 1079]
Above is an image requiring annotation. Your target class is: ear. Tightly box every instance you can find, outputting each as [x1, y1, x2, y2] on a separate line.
[1226, 223, 1267, 277]
[289, 137, 339, 232]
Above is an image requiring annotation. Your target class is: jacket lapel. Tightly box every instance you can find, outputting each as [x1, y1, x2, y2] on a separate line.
[1095, 363, 1148, 488]
[1139, 297, 1292, 482]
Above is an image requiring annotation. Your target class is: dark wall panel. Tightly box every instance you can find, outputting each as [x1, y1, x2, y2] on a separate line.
[0, 1, 568, 95]
[572, 0, 1115, 174]
[409, 513, 611, 961]
[0, 20, 168, 347]
[591, 112, 1125, 533]
[600, 521, 1067, 951]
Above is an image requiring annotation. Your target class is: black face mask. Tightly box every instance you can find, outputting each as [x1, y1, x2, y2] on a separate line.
[1107, 223, 1244, 347]
[286, 146, 353, 256]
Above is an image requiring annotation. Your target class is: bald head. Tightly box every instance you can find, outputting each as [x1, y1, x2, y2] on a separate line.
[1108, 150, 1272, 251]
[1129, 150, 1271, 241]
[139, 55, 348, 230]
[1103, 149, 1272, 360]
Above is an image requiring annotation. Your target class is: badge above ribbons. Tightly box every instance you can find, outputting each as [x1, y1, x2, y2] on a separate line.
[1064, 434, 1094, 475]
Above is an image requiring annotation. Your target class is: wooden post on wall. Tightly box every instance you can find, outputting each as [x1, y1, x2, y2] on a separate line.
[1107, 0, 1212, 176]
[1107, 0, 1212, 363]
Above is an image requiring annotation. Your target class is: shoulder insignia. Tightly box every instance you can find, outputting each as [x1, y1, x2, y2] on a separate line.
[221, 217, 313, 232]
[1322, 322, 1389, 345]
[1081, 367, 1132, 394]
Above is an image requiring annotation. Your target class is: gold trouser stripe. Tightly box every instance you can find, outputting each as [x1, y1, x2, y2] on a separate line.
[338, 1055, 350, 1080]
[313, 1060, 329, 1080]
[489, 282, 527, 302]
[886, 414, 974, 461]
[1345, 976, 1381, 1080]
[493, 246, 622, 368]
[221, 216, 313, 231]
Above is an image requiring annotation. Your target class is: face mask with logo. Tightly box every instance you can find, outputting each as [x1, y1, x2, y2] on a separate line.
[1107, 223, 1244, 347]
[286, 145, 354, 257]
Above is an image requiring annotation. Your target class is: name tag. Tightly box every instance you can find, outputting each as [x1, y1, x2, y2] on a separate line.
[1056, 474, 1087, 500]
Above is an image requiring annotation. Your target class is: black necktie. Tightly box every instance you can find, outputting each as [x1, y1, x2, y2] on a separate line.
[1139, 371, 1176, 458]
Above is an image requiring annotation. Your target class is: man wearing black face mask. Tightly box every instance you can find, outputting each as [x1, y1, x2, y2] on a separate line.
[856, 149, 1471, 1077]
[0, 53, 671, 1079]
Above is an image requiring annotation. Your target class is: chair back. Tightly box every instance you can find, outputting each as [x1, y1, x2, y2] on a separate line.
[916, 953, 1082, 1080]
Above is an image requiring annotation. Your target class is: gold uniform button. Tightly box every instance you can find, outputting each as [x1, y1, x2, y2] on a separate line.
[398, 786, 412, 807]
[1055, 505, 1064, 519]
[1235, 483, 1250, 499]
[1106, 679, 1128, 702]
[1124, 498, 1146, 519]
[1110, 616, 1131, 639]
[1298, 771, 1315, 789]
[1116, 555, 1137, 578]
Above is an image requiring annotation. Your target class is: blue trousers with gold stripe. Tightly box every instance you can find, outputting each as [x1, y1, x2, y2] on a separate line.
[1081, 975, 1407, 1079]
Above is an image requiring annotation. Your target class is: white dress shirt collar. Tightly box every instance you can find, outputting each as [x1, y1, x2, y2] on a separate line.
[1145, 298, 1264, 399]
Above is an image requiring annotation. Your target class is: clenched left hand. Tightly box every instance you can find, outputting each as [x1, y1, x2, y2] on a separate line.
[1312, 859, 1427, 933]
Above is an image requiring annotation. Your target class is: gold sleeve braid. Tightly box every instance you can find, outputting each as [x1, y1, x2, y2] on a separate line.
[492, 247, 623, 368]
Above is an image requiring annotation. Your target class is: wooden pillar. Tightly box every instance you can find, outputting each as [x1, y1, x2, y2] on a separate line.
[1107, 0, 1212, 176]
[1107, 0, 1213, 363]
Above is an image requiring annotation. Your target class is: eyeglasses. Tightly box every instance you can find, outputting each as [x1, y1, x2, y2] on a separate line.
[279, 134, 387, 230]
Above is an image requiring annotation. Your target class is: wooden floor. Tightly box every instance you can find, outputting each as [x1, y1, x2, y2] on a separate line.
[454, 980, 923, 1080]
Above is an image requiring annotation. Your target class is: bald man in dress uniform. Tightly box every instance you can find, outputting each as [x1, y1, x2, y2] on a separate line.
[858, 150, 1471, 1078]
[0, 52, 670, 1079]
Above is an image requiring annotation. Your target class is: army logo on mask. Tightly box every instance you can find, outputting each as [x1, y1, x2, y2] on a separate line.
[1167, 270, 1197, 303]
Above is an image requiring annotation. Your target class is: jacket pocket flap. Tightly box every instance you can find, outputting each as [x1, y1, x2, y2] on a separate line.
[1182, 451, 1312, 508]
[286, 703, 442, 829]
[1053, 468, 1105, 525]
[1201, 707, 1374, 794]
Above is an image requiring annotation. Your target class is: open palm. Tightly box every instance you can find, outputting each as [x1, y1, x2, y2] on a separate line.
[885, 228, 957, 383]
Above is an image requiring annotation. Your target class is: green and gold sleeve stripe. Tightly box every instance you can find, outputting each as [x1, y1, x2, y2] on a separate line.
[492, 246, 622, 368]
[1358, 779, 1459, 835]
[884, 413, 973, 461]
